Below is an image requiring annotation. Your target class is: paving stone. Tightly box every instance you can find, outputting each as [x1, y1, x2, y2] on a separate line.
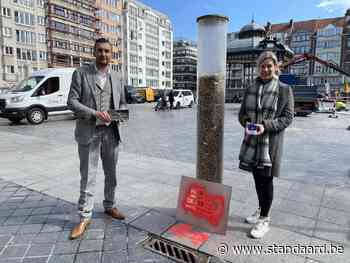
[128, 246, 160, 263]
[75, 252, 101, 263]
[31, 207, 53, 215]
[4, 217, 29, 226]
[101, 250, 128, 263]
[129, 210, 176, 236]
[82, 229, 105, 240]
[246, 254, 305, 263]
[48, 254, 75, 263]
[0, 218, 8, 225]
[25, 215, 48, 224]
[274, 199, 319, 219]
[32, 232, 59, 244]
[270, 210, 317, 236]
[17, 202, 40, 209]
[0, 211, 14, 218]
[22, 257, 48, 263]
[53, 242, 79, 255]
[88, 218, 108, 230]
[317, 207, 350, 227]
[321, 196, 350, 213]
[17, 224, 43, 234]
[11, 209, 33, 217]
[0, 226, 19, 235]
[78, 239, 103, 253]
[25, 244, 54, 257]
[40, 224, 64, 233]
[103, 238, 127, 252]
[9, 234, 35, 245]
[313, 221, 350, 245]
[0, 245, 28, 258]
[0, 258, 22, 262]
[0, 236, 12, 247]
[305, 259, 322, 263]
[104, 226, 127, 241]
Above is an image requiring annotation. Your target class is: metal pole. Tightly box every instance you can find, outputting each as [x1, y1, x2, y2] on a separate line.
[196, 14, 229, 183]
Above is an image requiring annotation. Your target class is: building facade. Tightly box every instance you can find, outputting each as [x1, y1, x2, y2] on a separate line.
[226, 21, 268, 101]
[226, 10, 350, 99]
[0, 0, 47, 87]
[123, 0, 173, 89]
[95, 0, 123, 72]
[341, 9, 350, 77]
[270, 16, 346, 92]
[173, 39, 197, 93]
[46, 0, 96, 68]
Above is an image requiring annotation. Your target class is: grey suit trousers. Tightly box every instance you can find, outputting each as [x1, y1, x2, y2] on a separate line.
[77, 125, 119, 219]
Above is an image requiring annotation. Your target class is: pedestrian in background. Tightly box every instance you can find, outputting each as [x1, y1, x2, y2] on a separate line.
[168, 90, 175, 109]
[238, 51, 294, 238]
[67, 38, 127, 240]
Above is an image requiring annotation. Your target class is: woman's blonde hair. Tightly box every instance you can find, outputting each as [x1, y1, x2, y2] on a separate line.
[257, 51, 280, 76]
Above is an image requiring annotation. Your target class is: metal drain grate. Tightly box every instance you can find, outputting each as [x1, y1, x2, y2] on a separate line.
[141, 234, 210, 263]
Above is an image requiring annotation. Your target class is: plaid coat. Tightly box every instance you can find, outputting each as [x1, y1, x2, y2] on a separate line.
[238, 81, 294, 177]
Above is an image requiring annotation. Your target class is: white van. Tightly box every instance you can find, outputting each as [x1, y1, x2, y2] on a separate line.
[0, 68, 75, 124]
[172, 89, 195, 109]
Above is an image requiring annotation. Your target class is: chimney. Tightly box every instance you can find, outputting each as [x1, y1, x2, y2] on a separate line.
[289, 19, 294, 34]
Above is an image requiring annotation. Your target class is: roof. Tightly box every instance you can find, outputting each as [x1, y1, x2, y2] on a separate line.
[270, 17, 345, 33]
[240, 21, 266, 34]
[31, 68, 76, 76]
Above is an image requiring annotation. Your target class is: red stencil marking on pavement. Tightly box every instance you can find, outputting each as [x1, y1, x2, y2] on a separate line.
[168, 223, 209, 246]
[182, 183, 225, 226]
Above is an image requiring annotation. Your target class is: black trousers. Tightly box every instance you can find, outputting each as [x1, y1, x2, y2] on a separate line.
[252, 166, 273, 217]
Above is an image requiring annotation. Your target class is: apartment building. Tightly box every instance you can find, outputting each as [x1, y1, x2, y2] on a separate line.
[341, 9, 350, 75]
[0, 0, 47, 87]
[46, 0, 95, 68]
[95, 0, 123, 72]
[226, 9, 350, 98]
[173, 39, 197, 93]
[271, 16, 346, 90]
[123, 0, 173, 89]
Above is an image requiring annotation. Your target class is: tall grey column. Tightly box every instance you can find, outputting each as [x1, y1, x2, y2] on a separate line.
[196, 15, 229, 183]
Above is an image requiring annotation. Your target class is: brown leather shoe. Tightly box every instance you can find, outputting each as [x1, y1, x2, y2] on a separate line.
[105, 208, 126, 220]
[69, 219, 91, 240]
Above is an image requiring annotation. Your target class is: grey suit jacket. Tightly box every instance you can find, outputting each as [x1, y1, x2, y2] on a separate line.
[67, 64, 127, 145]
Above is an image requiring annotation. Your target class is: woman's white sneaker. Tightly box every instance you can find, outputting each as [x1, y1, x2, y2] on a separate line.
[245, 208, 261, 224]
[250, 217, 270, 239]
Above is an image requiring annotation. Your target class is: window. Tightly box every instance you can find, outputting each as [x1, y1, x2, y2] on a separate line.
[15, 11, 35, 26]
[4, 65, 15, 74]
[34, 77, 60, 97]
[36, 0, 45, 8]
[4, 46, 13, 55]
[13, 0, 34, 7]
[37, 16, 45, 26]
[2, 7, 11, 17]
[2, 27, 12, 37]
[16, 30, 36, 44]
[53, 5, 66, 17]
[39, 51, 47, 60]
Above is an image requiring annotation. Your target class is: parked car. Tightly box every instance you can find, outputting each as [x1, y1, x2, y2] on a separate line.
[125, 86, 146, 104]
[0, 68, 75, 124]
[171, 89, 195, 109]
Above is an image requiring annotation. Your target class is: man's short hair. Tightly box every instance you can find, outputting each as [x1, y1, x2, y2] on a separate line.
[94, 38, 112, 50]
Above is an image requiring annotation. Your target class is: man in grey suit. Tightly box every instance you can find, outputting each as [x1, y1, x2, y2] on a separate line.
[68, 38, 127, 239]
